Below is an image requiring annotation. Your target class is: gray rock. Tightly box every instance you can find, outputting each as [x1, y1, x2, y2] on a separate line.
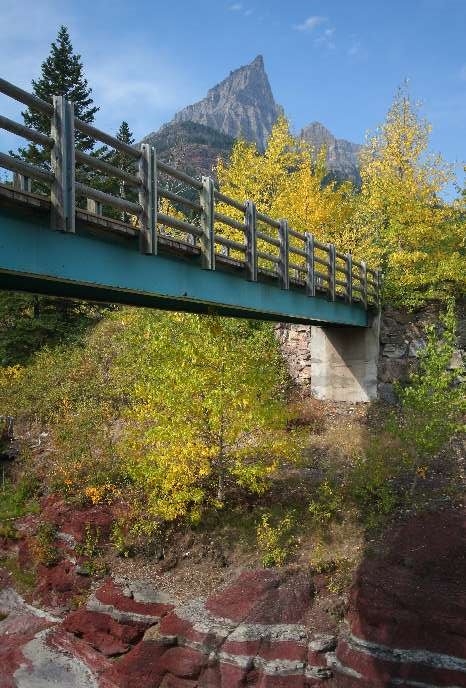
[378, 383, 398, 404]
[171, 55, 281, 152]
[448, 350, 464, 370]
[14, 629, 98, 688]
[309, 633, 337, 652]
[382, 343, 408, 358]
[378, 359, 409, 383]
[408, 338, 425, 357]
[300, 121, 361, 185]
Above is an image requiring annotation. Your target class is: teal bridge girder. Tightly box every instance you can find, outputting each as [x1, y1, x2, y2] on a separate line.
[0, 77, 380, 327]
[0, 190, 371, 326]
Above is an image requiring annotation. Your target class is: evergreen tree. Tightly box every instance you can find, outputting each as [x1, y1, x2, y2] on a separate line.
[18, 25, 98, 168]
[0, 27, 106, 365]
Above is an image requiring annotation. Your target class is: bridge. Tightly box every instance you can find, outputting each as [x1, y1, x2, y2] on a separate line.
[0, 77, 381, 402]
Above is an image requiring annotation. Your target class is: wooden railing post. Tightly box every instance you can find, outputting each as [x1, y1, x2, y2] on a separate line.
[245, 200, 257, 281]
[13, 172, 31, 193]
[138, 143, 157, 255]
[51, 95, 75, 232]
[360, 260, 367, 309]
[200, 176, 215, 270]
[346, 252, 353, 303]
[279, 219, 289, 289]
[305, 232, 315, 296]
[86, 198, 102, 215]
[328, 243, 336, 301]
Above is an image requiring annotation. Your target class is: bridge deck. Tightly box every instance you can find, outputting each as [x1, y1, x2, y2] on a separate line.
[0, 187, 372, 326]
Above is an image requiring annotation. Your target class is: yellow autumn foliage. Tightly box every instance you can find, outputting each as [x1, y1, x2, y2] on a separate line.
[215, 93, 465, 308]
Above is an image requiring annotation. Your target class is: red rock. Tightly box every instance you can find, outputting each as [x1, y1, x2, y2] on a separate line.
[306, 649, 328, 667]
[218, 662, 252, 687]
[100, 640, 168, 688]
[63, 609, 146, 656]
[47, 625, 113, 675]
[198, 666, 222, 688]
[161, 646, 207, 678]
[206, 569, 280, 622]
[337, 639, 466, 686]
[160, 675, 198, 688]
[335, 508, 466, 686]
[256, 673, 305, 688]
[96, 579, 174, 619]
[257, 640, 307, 663]
[35, 559, 90, 608]
[159, 611, 193, 638]
[207, 569, 313, 624]
[41, 495, 114, 542]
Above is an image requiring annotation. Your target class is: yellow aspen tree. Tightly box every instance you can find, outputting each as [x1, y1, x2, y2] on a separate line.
[356, 86, 465, 306]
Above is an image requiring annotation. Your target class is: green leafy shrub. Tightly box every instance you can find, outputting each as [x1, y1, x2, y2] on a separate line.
[391, 298, 465, 463]
[308, 480, 344, 524]
[75, 524, 107, 576]
[0, 476, 40, 521]
[256, 511, 297, 567]
[30, 523, 59, 566]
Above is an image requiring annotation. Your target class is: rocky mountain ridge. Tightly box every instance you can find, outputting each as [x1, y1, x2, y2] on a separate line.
[142, 55, 362, 183]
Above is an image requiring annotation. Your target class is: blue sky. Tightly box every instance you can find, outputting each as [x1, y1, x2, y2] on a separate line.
[1, 0, 465, 190]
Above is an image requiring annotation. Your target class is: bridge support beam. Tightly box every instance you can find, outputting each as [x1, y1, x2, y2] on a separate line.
[310, 314, 380, 402]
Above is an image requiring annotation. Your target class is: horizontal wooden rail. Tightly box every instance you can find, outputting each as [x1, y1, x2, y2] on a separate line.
[159, 187, 202, 213]
[289, 260, 305, 272]
[314, 239, 329, 251]
[0, 77, 53, 115]
[76, 182, 141, 215]
[0, 76, 381, 311]
[214, 189, 245, 212]
[256, 230, 280, 247]
[158, 160, 202, 190]
[215, 235, 246, 252]
[0, 152, 53, 183]
[74, 119, 140, 159]
[75, 150, 140, 187]
[258, 249, 280, 264]
[157, 211, 203, 238]
[256, 210, 280, 229]
[289, 244, 306, 259]
[314, 269, 330, 281]
[288, 227, 305, 241]
[214, 211, 246, 232]
[314, 255, 330, 267]
[0, 115, 53, 147]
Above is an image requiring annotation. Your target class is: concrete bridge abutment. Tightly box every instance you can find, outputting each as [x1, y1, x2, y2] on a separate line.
[309, 315, 380, 403]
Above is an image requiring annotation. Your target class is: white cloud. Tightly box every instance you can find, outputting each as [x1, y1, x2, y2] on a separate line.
[228, 2, 243, 10]
[314, 26, 336, 50]
[294, 15, 326, 32]
[348, 40, 361, 57]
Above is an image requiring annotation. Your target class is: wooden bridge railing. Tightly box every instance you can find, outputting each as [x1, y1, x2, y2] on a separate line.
[0, 77, 381, 308]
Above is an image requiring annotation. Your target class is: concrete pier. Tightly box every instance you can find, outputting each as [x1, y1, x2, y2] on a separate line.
[310, 315, 380, 402]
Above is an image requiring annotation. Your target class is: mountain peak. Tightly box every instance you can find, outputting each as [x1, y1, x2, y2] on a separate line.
[172, 55, 280, 150]
[300, 122, 362, 184]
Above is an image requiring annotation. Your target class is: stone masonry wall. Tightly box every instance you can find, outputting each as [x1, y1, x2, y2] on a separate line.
[276, 300, 466, 400]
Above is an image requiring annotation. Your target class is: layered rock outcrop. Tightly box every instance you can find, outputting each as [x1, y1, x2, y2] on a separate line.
[335, 508, 466, 687]
[1, 508, 465, 687]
